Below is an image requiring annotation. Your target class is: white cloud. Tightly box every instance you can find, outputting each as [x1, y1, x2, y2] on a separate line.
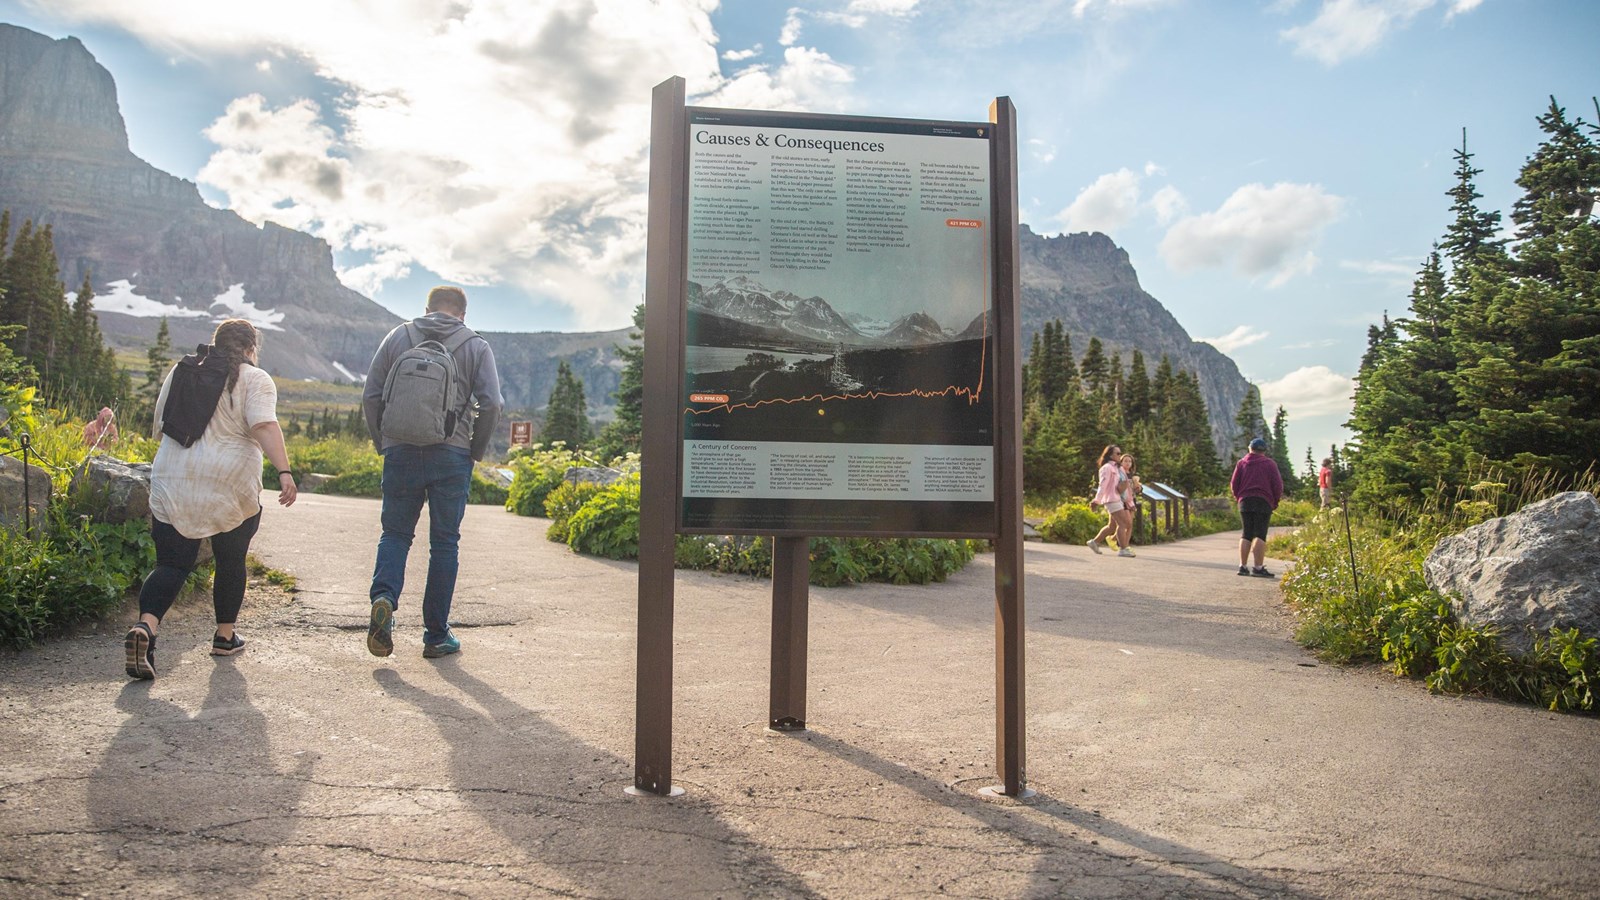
[722, 46, 761, 61]
[1056, 168, 1141, 235]
[1198, 325, 1270, 353]
[1070, 0, 1178, 19]
[780, 8, 805, 45]
[1158, 182, 1345, 286]
[1149, 184, 1187, 225]
[42, 0, 859, 331]
[1028, 138, 1057, 164]
[1281, 0, 1453, 65]
[1340, 258, 1416, 277]
[846, 0, 921, 14]
[1258, 365, 1356, 417]
[1445, 0, 1485, 19]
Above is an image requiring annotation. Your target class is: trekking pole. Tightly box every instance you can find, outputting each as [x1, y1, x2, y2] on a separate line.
[1340, 489, 1359, 601]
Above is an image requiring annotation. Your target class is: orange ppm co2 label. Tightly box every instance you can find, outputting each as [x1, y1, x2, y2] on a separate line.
[690, 393, 730, 404]
[946, 218, 983, 229]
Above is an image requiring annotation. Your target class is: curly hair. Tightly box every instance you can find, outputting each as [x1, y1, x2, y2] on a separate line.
[210, 319, 260, 395]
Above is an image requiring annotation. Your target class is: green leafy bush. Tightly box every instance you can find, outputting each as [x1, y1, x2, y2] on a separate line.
[551, 469, 979, 584]
[322, 469, 383, 498]
[544, 480, 603, 544]
[564, 476, 641, 559]
[1038, 502, 1101, 543]
[505, 443, 584, 517]
[0, 512, 153, 649]
[469, 467, 510, 506]
[1279, 499, 1597, 713]
[673, 534, 771, 575]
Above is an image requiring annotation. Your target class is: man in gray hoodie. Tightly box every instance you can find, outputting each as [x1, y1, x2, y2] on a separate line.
[362, 286, 503, 659]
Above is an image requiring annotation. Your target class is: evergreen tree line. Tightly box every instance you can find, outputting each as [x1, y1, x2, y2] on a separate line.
[0, 211, 131, 416]
[1022, 320, 1296, 497]
[1348, 97, 1600, 506]
[283, 406, 366, 441]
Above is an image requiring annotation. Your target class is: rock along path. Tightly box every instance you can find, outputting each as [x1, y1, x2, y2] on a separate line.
[2, 491, 1598, 898]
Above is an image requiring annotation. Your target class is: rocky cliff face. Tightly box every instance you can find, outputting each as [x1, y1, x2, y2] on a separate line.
[1018, 226, 1251, 457]
[0, 23, 1249, 449]
[0, 24, 397, 381]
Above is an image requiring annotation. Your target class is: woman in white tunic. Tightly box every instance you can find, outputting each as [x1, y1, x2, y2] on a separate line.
[124, 319, 298, 680]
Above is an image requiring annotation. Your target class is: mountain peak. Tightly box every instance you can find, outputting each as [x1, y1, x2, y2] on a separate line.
[0, 24, 130, 159]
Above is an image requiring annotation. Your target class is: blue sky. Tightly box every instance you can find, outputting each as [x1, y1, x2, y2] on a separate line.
[1, 0, 1596, 458]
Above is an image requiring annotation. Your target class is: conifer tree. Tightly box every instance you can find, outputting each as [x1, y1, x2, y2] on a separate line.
[593, 304, 644, 460]
[1440, 130, 1505, 281]
[141, 317, 172, 419]
[541, 360, 592, 448]
[1079, 337, 1108, 394]
[1232, 384, 1265, 461]
[1124, 349, 1151, 425]
[1269, 405, 1299, 493]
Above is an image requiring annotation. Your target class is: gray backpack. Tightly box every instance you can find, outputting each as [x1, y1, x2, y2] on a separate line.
[379, 323, 478, 445]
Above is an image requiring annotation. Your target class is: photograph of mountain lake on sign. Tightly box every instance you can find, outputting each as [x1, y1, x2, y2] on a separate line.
[683, 275, 993, 446]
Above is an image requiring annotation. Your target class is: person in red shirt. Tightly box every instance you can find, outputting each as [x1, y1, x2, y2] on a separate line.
[1230, 437, 1283, 577]
[82, 407, 119, 449]
[1318, 458, 1333, 508]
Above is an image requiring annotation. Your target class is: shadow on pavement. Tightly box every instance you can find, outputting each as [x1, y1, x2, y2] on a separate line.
[88, 660, 309, 892]
[375, 662, 817, 899]
[791, 730, 1313, 899]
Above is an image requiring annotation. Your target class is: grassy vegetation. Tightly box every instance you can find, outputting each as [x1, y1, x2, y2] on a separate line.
[1272, 473, 1599, 713]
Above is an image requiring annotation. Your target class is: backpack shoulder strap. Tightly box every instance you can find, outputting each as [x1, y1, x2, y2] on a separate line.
[440, 326, 477, 354]
[402, 322, 422, 348]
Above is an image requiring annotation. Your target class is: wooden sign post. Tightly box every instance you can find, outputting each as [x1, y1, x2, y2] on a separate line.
[632, 76, 1026, 799]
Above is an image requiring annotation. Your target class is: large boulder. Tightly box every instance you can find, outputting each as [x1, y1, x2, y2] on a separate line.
[69, 456, 151, 524]
[1424, 491, 1600, 655]
[0, 453, 51, 529]
[564, 466, 623, 488]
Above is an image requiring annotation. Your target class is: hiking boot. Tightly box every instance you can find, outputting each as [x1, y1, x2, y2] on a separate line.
[1085, 540, 1104, 555]
[211, 632, 246, 656]
[1237, 565, 1251, 576]
[367, 596, 395, 657]
[1251, 566, 1275, 578]
[1117, 548, 1137, 558]
[422, 632, 461, 659]
[124, 624, 155, 680]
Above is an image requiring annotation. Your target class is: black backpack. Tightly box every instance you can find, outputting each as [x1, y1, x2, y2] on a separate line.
[160, 344, 230, 447]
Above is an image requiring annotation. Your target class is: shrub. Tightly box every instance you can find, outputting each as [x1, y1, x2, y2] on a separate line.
[469, 467, 510, 506]
[0, 511, 153, 649]
[1279, 497, 1597, 713]
[544, 480, 603, 544]
[322, 469, 383, 498]
[1038, 502, 1101, 543]
[565, 476, 641, 559]
[506, 443, 584, 517]
[674, 534, 771, 575]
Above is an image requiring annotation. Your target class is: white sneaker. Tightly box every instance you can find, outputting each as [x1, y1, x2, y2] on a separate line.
[1086, 540, 1103, 555]
[1118, 548, 1136, 558]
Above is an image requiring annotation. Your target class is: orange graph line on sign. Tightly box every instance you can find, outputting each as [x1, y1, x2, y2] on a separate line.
[685, 218, 992, 418]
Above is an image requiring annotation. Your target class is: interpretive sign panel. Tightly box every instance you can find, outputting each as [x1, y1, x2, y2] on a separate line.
[680, 108, 995, 535]
[509, 420, 533, 445]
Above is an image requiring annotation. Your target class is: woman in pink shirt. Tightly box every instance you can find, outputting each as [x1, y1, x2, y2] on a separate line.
[1087, 444, 1134, 556]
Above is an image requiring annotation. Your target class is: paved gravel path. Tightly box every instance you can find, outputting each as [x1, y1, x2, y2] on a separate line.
[2, 491, 1597, 898]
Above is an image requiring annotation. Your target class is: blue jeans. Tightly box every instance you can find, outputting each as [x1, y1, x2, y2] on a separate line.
[370, 445, 473, 646]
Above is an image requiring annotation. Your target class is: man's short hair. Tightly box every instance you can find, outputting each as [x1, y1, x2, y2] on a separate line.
[426, 286, 468, 317]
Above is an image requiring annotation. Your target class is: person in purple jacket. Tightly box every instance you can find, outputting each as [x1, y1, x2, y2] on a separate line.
[1230, 437, 1283, 577]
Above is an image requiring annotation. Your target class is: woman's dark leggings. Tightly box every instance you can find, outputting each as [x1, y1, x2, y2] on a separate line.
[138, 509, 262, 625]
